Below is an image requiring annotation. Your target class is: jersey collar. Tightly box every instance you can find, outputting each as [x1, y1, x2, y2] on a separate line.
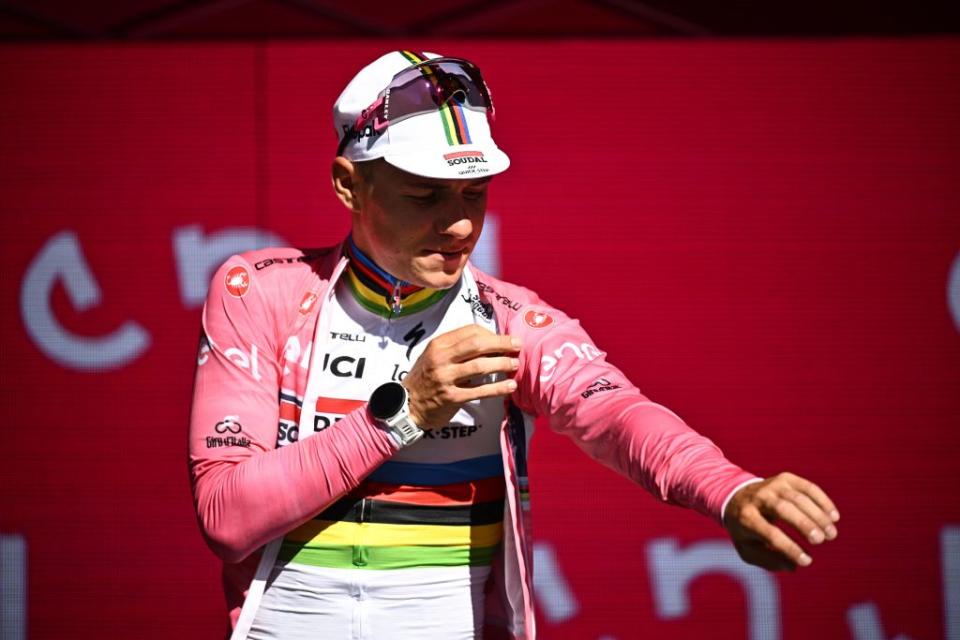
[342, 235, 450, 318]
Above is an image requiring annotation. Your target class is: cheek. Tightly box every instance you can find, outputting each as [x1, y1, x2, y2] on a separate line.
[369, 205, 431, 254]
[469, 206, 487, 237]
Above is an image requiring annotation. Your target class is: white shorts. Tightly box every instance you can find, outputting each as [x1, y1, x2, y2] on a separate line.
[247, 562, 490, 639]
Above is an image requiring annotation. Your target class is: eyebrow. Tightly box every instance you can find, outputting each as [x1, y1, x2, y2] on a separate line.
[406, 177, 493, 189]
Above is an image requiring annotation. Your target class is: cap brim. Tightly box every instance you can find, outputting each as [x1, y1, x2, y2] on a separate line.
[383, 145, 510, 180]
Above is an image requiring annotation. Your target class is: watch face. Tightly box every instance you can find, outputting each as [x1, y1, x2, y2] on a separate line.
[370, 382, 405, 420]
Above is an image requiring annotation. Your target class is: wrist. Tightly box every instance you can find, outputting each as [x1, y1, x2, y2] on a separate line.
[369, 381, 423, 447]
[400, 382, 425, 426]
[721, 477, 764, 525]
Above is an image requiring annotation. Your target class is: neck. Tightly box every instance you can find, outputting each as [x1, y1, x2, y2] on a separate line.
[342, 235, 448, 317]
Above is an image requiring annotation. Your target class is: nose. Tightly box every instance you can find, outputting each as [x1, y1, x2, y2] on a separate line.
[439, 215, 473, 240]
[434, 204, 473, 240]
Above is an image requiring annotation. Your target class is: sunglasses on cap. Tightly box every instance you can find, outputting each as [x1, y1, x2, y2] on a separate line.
[337, 57, 496, 157]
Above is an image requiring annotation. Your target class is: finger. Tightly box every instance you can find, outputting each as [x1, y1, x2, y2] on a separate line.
[426, 324, 491, 350]
[453, 378, 518, 402]
[787, 491, 838, 540]
[742, 508, 812, 567]
[769, 499, 826, 545]
[451, 356, 520, 384]
[446, 333, 521, 363]
[783, 474, 840, 522]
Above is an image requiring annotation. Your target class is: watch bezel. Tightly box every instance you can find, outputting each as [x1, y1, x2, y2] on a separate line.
[370, 381, 407, 421]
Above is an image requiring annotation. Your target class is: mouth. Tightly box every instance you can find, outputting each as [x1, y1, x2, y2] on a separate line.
[422, 246, 468, 259]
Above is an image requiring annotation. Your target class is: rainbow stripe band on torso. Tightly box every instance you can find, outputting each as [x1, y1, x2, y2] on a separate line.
[280, 467, 506, 570]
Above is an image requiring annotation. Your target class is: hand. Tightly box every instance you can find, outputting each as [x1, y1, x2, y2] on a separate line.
[403, 325, 521, 427]
[723, 472, 840, 571]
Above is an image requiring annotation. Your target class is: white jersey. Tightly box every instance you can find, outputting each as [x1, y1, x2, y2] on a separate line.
[249, 268, 506, 639]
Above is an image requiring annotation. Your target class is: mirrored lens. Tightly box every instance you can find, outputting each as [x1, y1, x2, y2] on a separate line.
[383, 59, 492, 125]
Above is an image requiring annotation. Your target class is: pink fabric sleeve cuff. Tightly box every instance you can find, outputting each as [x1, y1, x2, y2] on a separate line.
[719, 477, 765, 524]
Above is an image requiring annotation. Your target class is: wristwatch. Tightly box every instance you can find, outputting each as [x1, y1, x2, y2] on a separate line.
[369, 381, 423, 447]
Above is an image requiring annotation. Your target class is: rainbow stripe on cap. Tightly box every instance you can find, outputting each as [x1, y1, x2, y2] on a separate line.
[399, 50, 473, 147]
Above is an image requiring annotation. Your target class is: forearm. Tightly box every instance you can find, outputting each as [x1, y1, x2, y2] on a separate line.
[190, 407, 397, 563]
[509, 301, 758, 523]
[618, 400, 758, 520]
[541, 369, 756, 522]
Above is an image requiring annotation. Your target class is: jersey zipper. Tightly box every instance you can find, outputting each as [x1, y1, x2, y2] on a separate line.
[353, 496, 369, 567]
[389, 281, 403, 316]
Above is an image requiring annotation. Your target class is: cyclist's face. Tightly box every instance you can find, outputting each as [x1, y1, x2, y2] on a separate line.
[342, 159, 490, 289]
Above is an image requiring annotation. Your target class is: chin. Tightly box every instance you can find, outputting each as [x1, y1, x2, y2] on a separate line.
[413, 255, 468, 289]
[421, 269, 464, 290]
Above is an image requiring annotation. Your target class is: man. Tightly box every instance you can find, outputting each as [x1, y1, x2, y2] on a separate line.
[189, 51, 839, 639]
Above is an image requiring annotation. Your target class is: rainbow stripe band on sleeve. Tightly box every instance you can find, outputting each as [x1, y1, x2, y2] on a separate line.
[399, 50, 472, 147]
[281, 463, 506, 570]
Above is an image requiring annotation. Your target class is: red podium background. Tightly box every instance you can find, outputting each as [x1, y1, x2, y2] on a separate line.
[1, 40, 959, 639]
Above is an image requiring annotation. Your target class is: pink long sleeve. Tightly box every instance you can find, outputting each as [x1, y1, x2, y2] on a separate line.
[187, 254, 398, 564]
[508, 301, 757, 523]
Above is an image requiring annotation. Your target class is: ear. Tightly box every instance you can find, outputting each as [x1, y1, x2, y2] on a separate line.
[331, 157, 362, 212]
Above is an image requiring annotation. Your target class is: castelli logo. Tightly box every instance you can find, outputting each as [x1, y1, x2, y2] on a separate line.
[524, 310, 554, 329]
[224, 266, 250, 298]
[299, 291, 318, 316]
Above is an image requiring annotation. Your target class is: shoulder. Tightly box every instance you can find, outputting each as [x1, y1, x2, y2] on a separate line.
[468, 265, 603, 396]
[469, 264, 541, 316]
[213, 245, 339, 297]
[468, 263, 574, 336]
[235, 246, 338, 282]
[203, 245, 341, 350]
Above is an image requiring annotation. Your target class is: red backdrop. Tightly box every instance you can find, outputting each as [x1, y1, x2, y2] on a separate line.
[1, 40, 959, 639]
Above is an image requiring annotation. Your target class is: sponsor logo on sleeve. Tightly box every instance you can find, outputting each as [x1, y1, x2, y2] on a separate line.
[524, 310, 554, 329]
[206, 435, 251, 448]
[476, 281, 522, 311]
[206, 415, 250, 448]
[215, 415, 243, 433]
[224, 266, 250, 298]
[225, 343, 262, 381]
[253, 251, 331, 271]
[581, 377, 622, 399]
[299, 291, 319, 316]
[539, 341, 604, 382]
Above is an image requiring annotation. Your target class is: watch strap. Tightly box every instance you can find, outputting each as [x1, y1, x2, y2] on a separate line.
[384, 411, 423, 447]
[370, 382, 423, 447]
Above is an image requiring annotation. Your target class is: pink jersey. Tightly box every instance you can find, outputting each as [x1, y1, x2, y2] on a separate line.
[188, 244, 758, 639]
